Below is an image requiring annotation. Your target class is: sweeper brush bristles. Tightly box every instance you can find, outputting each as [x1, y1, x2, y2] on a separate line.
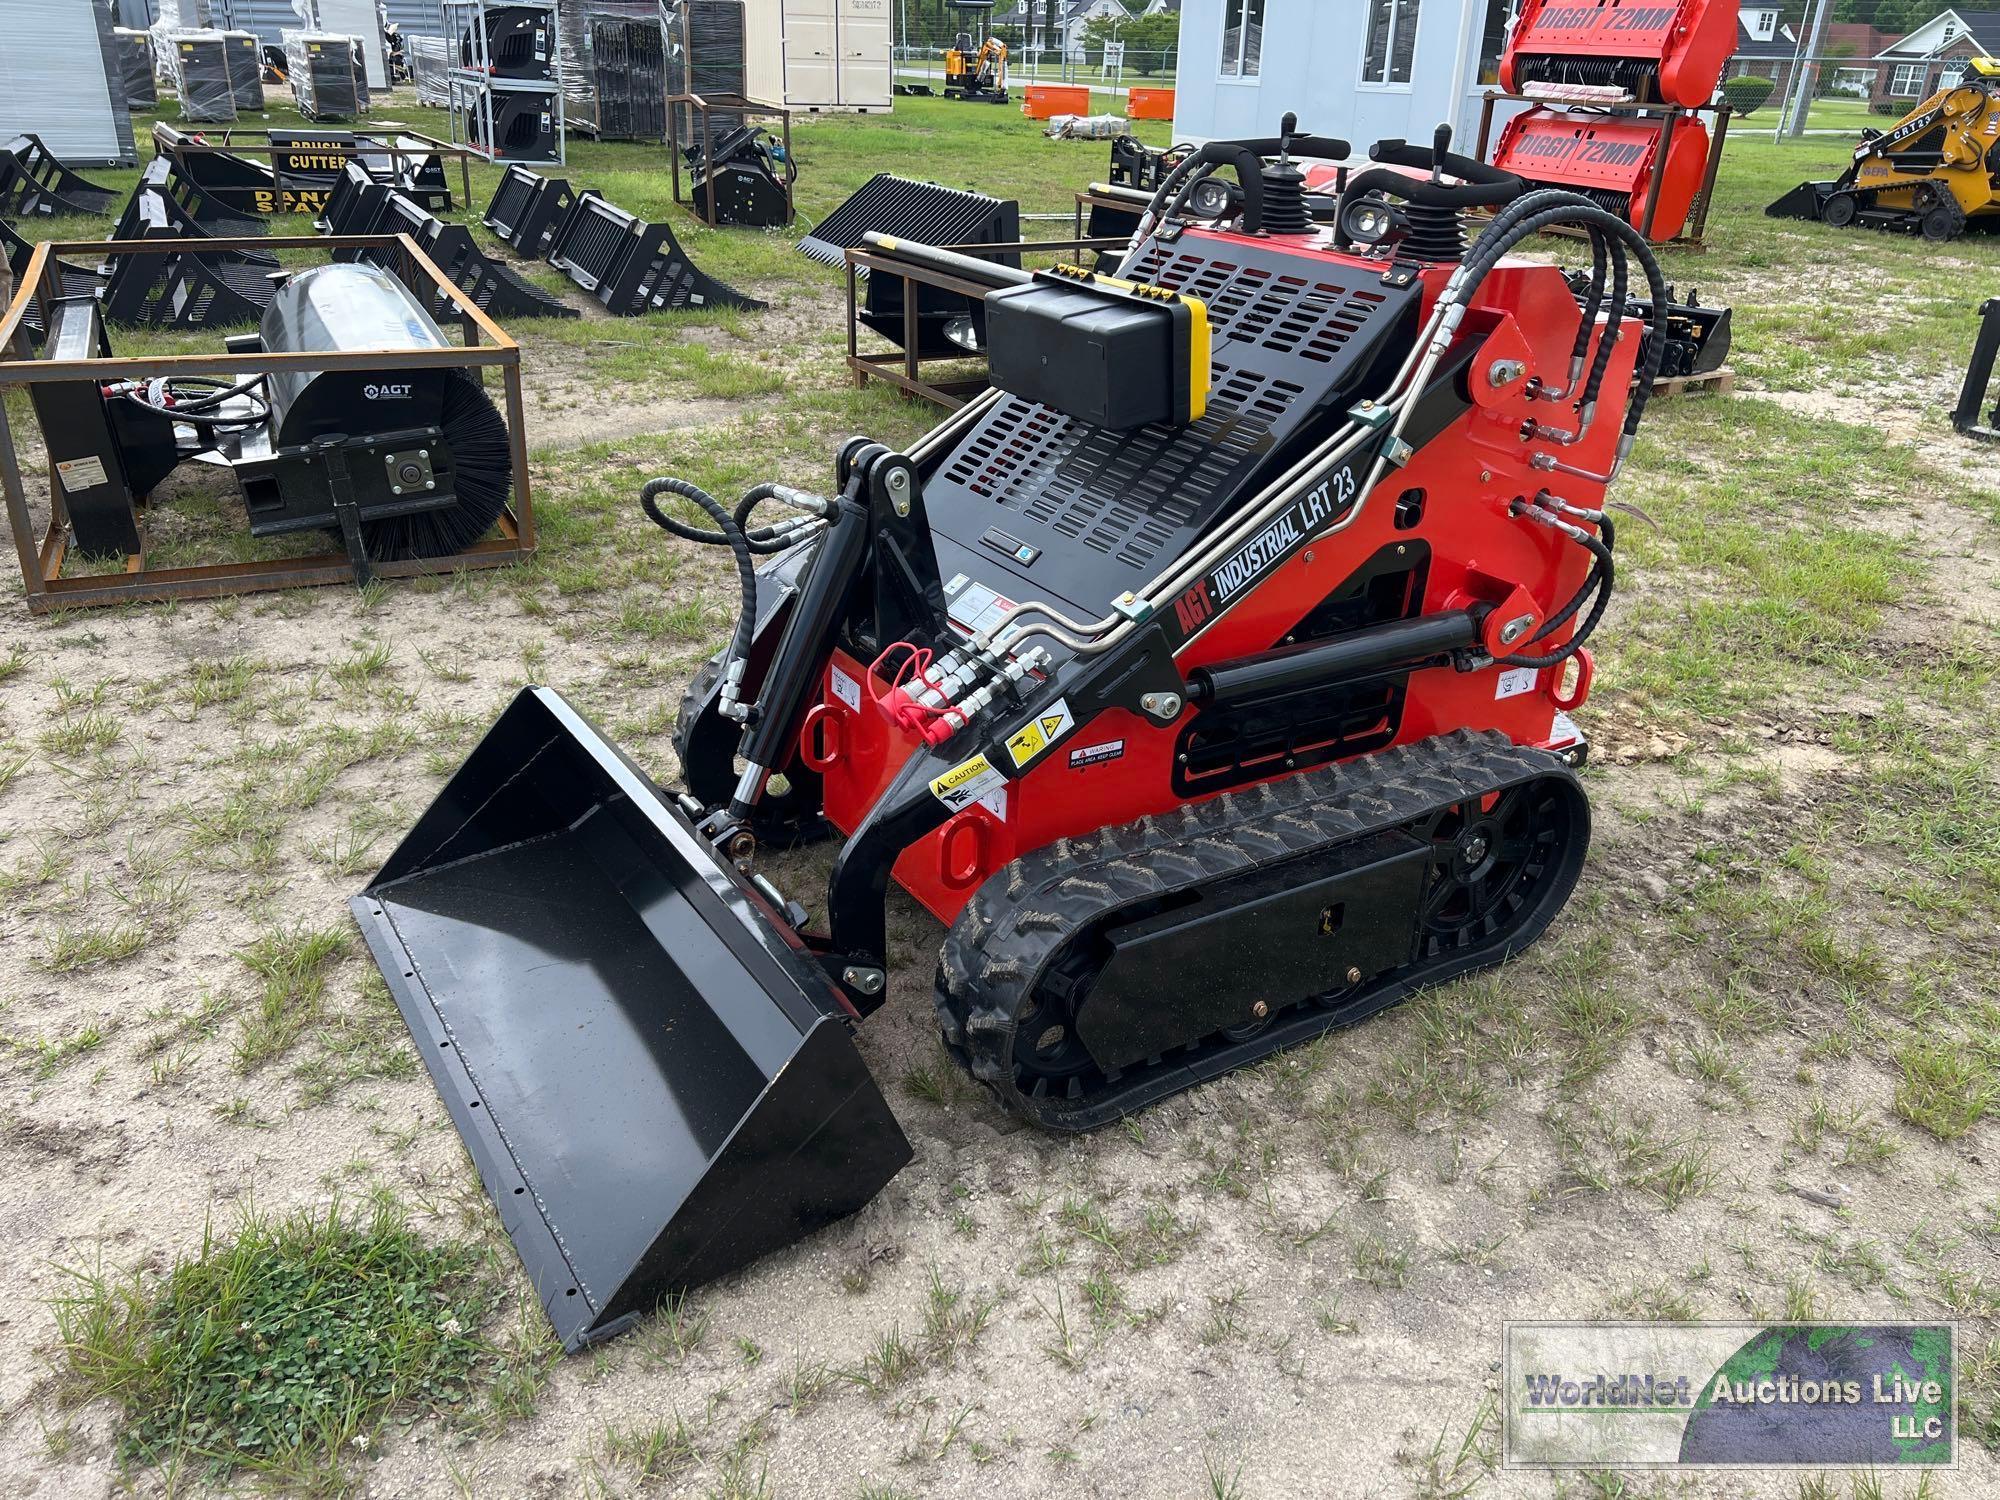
[360, 374, 514, 560]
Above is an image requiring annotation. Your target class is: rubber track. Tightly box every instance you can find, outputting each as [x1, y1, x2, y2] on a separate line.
[933, 729, 1583, 1130]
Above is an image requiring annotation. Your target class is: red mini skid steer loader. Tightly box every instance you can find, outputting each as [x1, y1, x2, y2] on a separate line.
[355, 120, 1670, 1350]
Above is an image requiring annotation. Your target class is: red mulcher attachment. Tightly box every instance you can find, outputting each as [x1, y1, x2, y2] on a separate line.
[358, 116, 1679, 1345]
[1500, 0, 1736, 108]
[1492, 0, 1735, 243]
[1492, 106, 1710, 239]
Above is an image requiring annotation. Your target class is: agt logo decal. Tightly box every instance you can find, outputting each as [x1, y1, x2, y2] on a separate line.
[363, 383, 415, 400]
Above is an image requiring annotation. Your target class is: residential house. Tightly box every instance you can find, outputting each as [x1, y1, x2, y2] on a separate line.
[1727, 4, 1799, 93]
[1173, 1, 1521, 153]
[1866, 10, 2000, 112]
[995, 0, 1138, 59]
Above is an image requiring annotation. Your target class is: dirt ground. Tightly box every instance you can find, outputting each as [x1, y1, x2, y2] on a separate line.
[2, 218, 1997, 1500]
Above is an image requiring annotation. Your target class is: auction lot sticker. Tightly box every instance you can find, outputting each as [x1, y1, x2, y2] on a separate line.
[1504, 1323, 1955, 1469]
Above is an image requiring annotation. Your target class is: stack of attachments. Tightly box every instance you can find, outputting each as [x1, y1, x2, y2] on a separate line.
[287, 32, 364, 121]
[171, 31, 239, 123]
[590, 15, 667, 142]
[1489, 0, 1735, 240]
[114, 30, 159, 108]
[455, 1, 562, 164]
[799, 174, 1020, 355]
[223, 30, 264, 112]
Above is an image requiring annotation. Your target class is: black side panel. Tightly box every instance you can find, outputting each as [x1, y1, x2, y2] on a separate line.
[921, 234, 1420, 617]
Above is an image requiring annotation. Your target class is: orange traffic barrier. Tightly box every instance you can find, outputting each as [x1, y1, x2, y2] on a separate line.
[1128, 87, 1175, 121]
[1023, 84, 1091, 120]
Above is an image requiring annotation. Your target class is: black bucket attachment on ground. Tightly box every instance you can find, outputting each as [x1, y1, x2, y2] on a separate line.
[326, 165, 576, 322]
[796, 173, 1018, 271]
[484, 164, 578, 258]
[1, 135, 121, 219]
[160, 156, 270, 237]
[548, 193, 765, 314]
[99, 195, 277, 330]
[1767, 180, 1834, 222]
[353, 688, 912, 1351]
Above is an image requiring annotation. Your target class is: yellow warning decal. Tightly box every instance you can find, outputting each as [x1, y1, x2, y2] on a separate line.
[1005, 698, 1077, 769]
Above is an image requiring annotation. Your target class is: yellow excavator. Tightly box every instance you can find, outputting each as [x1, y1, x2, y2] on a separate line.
[944, 0, 1010, 104]
[1769, 57, 2000, 241]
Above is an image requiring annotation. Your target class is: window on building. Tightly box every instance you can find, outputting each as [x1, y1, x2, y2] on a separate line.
[1477, 0, 1516, 87]
[1751, 9, 1778, 41]
[1220, 0, 1264, 78]
[1941, 64, 1966, 89]
[1363, 0, 1422, 86]
[1889, 62, 1927, 96]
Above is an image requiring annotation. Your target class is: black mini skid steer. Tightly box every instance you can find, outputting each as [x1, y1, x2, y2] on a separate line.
[356, 120, 1670, 1349]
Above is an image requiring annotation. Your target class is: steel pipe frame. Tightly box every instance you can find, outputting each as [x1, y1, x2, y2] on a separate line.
[842, 235, 1130, 410]
[666, 90, 796, 230]
[0, 233, 535, 613]
[1473, 91, 1734, 250]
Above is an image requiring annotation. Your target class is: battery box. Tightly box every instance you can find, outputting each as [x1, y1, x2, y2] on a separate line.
[984, 266, 1210, 431]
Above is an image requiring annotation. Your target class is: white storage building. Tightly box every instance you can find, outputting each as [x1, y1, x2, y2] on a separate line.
[743, 0, 892, 114]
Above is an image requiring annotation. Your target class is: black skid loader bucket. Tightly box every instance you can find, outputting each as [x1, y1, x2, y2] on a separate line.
[352, 688, 912, 1351]
[1766, 180, 1833, 221]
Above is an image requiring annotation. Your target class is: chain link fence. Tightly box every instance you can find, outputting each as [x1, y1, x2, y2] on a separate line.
[893, 44, 1176, 95]
[1721, 47, 1968, 136]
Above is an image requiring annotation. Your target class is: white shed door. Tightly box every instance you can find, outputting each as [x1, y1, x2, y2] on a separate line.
[784, 0, 838, 107]
[837, 0, 891, 108]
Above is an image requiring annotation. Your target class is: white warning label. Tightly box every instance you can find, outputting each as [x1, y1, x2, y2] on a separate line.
[829, 664, 862, 712]
[944, 573, 1020, 637]
[1496, 666, 1540, 701]
[56, 456, 109, 492]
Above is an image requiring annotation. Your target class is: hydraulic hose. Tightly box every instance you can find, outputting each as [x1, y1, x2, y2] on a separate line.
[1577, 236, 1628, 415]
[640, 476, 758, 693]
[1497, 524, 1615, 671]
[120, 374, 271, 435]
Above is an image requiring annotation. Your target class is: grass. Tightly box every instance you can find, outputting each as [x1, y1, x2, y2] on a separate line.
[50, 1201, 507, 1492]
[234, 921, 352, 1070]
[5, 67, 2000, 1498]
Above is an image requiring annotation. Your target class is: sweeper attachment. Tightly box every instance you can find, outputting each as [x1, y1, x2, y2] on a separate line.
[1769, 59, 2000, 243]
[30, 261, 513, 564]
[359, 117, 1671, 1347]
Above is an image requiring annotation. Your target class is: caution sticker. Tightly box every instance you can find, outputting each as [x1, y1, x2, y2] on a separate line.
[1495, 666, 1539, 701]
[930, 753, 1008, 813]
[1005, 698, 1077, 769]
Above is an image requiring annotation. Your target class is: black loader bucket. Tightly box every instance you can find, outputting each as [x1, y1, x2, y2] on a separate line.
[352, 688, 911, 1350]
[1766, 180, 1832, 221]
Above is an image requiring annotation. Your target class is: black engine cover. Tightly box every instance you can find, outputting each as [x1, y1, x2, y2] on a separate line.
[920, 233, 1419, 622]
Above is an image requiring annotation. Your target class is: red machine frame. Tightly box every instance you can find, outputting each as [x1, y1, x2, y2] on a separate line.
[808, 227, 1630, 925]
